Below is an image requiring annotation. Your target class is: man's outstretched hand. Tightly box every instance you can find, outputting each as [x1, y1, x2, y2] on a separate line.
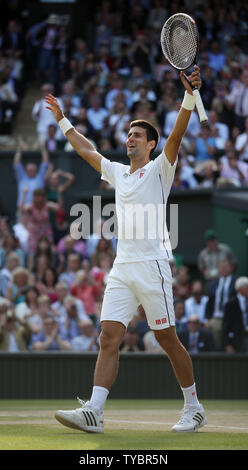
[45, 94, 64, 122]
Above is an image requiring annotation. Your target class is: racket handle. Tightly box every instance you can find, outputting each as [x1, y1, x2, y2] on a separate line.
[193, 89, 208, 125]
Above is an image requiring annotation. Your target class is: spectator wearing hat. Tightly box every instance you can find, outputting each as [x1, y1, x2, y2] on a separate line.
[222, 277, 248, 353]
[0, 305, 31, 352]
[197, 229, 237, 282]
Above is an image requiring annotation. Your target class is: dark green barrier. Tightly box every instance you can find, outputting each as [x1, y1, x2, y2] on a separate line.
[0, 352, 247, 399]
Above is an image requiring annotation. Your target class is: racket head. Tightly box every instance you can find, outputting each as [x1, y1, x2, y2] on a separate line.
[160, 13, 199, 71]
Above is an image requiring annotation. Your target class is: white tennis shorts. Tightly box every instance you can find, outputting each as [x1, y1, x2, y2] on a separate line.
[101, 259, 175, 330]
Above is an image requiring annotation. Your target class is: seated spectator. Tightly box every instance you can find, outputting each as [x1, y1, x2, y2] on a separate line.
[197, 229, 237, 282]
[174, 299, 188, 335]
[234, 116, 248, 163]
[12, 208, 29, 255]
[45, 124, 64, 152]
[120, 325, 144, 352]
[184, 280, 209, 324]
[58, 294, 86, 341]
[220, 148, 248, 186]
[15, 285, 40, 323]
[0, 232, 25, 268]
[0, 307, 31, 352]
[175, 266, 192, 300]
[164, 102, 200, 140]
[131, 81, 156, 112]
[28, 294, 55, 334]
[143, 330, 164, 353]
[194, 160, 220, 188]
[178, 314, 216, 354]
[0, 252, 20, 296]
[207, 41, 226, 76]
[37, 267, 58, 303]
[91, 237, 115, 268]
[51, 282, 87, 323]
[57, 234, 88, 265]
[70, 319, 100, 351]
[205, 259, 237, 349]
[85, 218, 117, 258]
[58, 253, 81, 287]
[208, 109, 229, 150]
[86, 96, 109, 135]
[105, 74, 132, 111]
[108, 99, 130, 133]
[61, 79, 82, 119]
[129, 305, 150, 340]
[13, 136, 50, 208]
[172, 166, 190, 190]
[225, 69, 248, 131]
[6, 266, 30, 305]
[222, 277, 248, 353]
[191, 125, 217, 162]
[70, 269, 102, 318]
[31, 314, 71, 351]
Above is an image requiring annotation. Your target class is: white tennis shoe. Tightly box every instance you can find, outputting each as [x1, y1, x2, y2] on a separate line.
[171, 404, 207, 433]
[55, 397, 104, 433]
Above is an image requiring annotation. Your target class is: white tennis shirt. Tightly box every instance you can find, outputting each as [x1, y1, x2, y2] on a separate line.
[101, 151, 177, 264]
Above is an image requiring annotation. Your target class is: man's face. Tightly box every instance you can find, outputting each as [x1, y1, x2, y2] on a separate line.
[26, 164, 37, 178]
[126, 126, 153, 160]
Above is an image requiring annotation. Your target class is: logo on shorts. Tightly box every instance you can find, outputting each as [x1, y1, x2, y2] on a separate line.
[156, 318, 167, 325]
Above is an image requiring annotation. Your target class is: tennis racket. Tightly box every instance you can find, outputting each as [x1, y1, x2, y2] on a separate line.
[161, 13, 208, 125]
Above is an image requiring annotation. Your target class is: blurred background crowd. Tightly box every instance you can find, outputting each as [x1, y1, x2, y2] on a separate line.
[0, 0, 248, 354]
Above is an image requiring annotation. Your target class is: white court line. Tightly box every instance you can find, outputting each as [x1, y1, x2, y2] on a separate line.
[105, 418, 248, 432]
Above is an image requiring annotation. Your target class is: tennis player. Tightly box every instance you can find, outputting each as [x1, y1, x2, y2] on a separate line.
[46, 65, 207, 433]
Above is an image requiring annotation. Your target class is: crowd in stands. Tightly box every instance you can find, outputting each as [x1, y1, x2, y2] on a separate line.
[0, 1, 247, 187]
[0, 1, 248, 353]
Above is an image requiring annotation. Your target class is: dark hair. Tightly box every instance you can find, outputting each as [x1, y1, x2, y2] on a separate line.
[129, 120, 160, 156]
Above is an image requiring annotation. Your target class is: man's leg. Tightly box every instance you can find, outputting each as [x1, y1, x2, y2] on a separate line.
[88, 320, 126, 414]
[154, 326, 194, 388]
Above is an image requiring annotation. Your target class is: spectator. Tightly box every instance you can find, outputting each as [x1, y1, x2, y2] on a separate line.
[37, 14, 60, 88]
[207, 41, 226, 76]
[105, 74, 132, 111]
[6, 266, 30, 306]
[70, 319, 100, 351]
[178, 314, 216, 354]
[197, 229, 237, 282]
[37, 267, 58, 303]
[220, 147, 248, 186]
[164, 101, 200, 141]
[191, 124, 217, 162]
[51, 281, 87, 323]
[143, 329, 164, 353]
[129, 30, 151, 77]
[120, 325, 144, 352]
[22, 188, 59, 258]
[0, 231, 25, 268]
[234, 116, 248, 162]
[13, 137, 50, 208]
[208, 108, 229, 150]
[184, 280, 209, 324]
[12, 208, 29, 255]
[194, 160, 220, 188]
[32, 82, 64, 142]
[205, 259, 237, 349]
[91, 237, 115, 268]
[31, 313, 71, 351]
[45, 124, 64, 152]
[61, 79, 82, 119]
[0, 252, 20, 296]
[15, 285, 40, 323]
[222, 277, 248, 353]
[174, 299, 188, 335]
[225, 68, 248, 130]
[45, 167, 75, 206]
[86, 96, 109, 134]
[70, 269, 102, 317]
[59, 294, 86, 341]
[58, 253, 81, 287]
[0, 307, 31, 352]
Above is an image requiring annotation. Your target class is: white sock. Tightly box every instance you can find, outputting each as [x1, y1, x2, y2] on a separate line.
[89, 386, 109, 415]
[181, 383, 200, 407]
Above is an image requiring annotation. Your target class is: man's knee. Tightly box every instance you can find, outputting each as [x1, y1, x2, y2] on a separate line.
[100, 321, 125, 352]
[154, 327, 180, 353]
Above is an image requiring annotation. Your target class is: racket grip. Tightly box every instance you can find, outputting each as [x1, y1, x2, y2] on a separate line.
[193, 89, 208, 124]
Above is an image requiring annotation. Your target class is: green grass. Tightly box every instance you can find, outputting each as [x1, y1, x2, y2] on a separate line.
[0, 399, 247, 450]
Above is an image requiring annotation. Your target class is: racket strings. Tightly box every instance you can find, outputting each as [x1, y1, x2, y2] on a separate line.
[161, 15, 198, 70]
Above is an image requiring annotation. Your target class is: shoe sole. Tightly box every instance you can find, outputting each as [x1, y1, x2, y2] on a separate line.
[55, 412, 104, 434]
[171, 417, 208, 433]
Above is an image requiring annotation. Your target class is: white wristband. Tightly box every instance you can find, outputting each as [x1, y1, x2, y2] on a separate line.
[59, 117, 74, 135]
[181, 91, 196, 111]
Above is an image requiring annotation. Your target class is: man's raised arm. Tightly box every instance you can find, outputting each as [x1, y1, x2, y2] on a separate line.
[164, 66, 202, 166]
[45, 94, 103, 173]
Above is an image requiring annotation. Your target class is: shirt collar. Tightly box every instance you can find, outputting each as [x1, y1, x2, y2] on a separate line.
[123, 162, 150, 177]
